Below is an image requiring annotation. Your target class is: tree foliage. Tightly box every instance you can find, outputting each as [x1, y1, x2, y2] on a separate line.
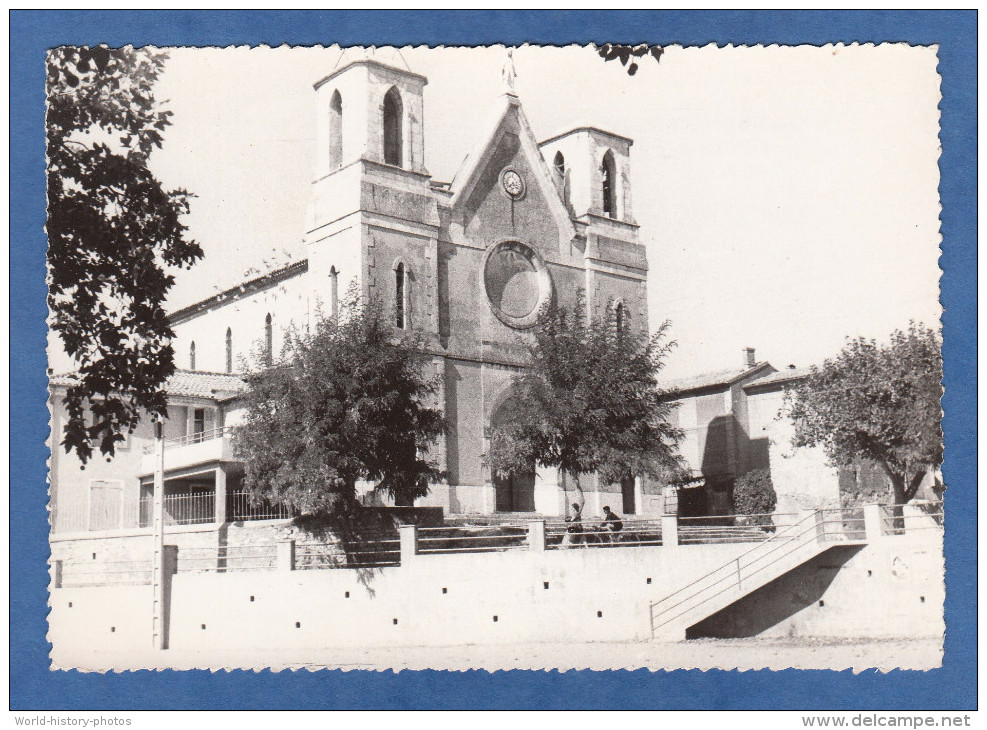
[488, 298, 686, 503]
[732, 469, 777, 526]
[783, 323, 943, 505]
[597, 43, 664, 76]
[47, 46, 202, 463]
[233, 292, 446, 516]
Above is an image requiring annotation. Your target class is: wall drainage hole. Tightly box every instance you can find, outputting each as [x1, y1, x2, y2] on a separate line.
[920, 596, 925, 603]
[92, 553, 97, 560]
[597, 611, 603, 618]
[393, 619, 398, 625]
[68, 602, 73, 608]
[295, 622, 301, 628]
[345, 591, 350, 598]
[201, 624, 207, 630]
[249, 595, 255, 602]
[646, 578, 652, 585]
[867, 570, 873, 577]
[543, 582, 549, 590]
[818, 601, 825, 608]
[442, 587, 448, 594]
[493, 616, 498, 622]
[110, 627, 116, 633]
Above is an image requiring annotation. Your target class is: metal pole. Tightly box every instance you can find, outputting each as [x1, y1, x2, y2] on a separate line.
[151, 421, 166, 649]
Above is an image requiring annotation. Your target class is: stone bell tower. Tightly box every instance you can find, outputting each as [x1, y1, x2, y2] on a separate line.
[305, 52, 440, 337]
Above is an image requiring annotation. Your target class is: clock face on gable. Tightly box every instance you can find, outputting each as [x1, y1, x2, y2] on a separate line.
[483, 240, 553, 329]
[500, 168, 525, 199]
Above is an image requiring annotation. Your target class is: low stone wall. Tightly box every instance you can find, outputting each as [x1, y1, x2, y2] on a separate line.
[48, 531, 944, 666]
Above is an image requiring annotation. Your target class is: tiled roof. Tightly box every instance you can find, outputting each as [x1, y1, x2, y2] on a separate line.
[742, 365, 813, 390]
[168, 259, 308, 325]
[661, 362, 774, 395]
[49, 370, 247, 401]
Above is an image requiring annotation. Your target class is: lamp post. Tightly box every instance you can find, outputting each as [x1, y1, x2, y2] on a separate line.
[151, 421, 166, 649]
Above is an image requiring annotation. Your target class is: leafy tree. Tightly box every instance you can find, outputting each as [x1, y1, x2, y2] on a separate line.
[47, 46, 202, 463]
[783, 323, 943, 507]
[597, 43, 664, 76]
[488, 298, 685, 507]
[233, 292, 446, 516]
[732, 469, 777, 527]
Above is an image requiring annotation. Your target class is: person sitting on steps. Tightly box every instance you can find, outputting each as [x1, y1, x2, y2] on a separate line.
[602, 505, 623, 543]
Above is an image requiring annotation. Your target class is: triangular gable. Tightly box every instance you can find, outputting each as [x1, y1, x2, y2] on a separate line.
[449, 95, 577, 242]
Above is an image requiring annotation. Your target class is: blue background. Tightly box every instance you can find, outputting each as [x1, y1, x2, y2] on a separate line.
[9, 10, 976, 710]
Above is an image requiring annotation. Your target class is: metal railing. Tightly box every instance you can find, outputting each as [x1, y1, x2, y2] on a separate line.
[142, 426, 228, 454]
[175, 544, 279, 573]
[59, 558, 153, 588]
[650, 513, 823, 636]
[544, 517, 664, 550]
[417, 524, 530, 554]
[819, 507, 867, 541]
[227, 491, 292, 522]
[678, 513, 795, 545]
[139, 492, 215, 527]
[881, 501, 944, 535]
[295, 536, 401, 569]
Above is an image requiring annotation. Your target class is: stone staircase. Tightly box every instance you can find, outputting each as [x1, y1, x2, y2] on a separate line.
[649, 511, 867, 640]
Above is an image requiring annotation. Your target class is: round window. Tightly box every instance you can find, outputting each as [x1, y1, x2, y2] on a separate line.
[482, 241, 553, 329]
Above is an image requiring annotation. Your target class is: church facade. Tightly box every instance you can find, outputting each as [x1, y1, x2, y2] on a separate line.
[49, 55, 656, 531]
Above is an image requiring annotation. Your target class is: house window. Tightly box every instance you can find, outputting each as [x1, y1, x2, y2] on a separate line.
[329, 266, 339, 321]
[328, 90, 343, 169]
[189, 341, 196, 370]
[395, 263, 407, 329]
[225, 328, 233, 373]
[602, 150, 617, 218]
[553, 151, 565, 178]
[383, 87, 403, 167]
[192, 408, 206, 443]
[264, 313, 273, 365]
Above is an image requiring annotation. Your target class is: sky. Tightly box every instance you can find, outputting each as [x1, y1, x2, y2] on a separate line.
[52, 43, 942, 380]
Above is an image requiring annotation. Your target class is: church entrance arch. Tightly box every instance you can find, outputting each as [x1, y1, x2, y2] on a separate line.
[490, 394, 536, 513]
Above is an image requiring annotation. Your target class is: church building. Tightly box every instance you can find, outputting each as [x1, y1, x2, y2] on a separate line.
[48, 52, 655, 532]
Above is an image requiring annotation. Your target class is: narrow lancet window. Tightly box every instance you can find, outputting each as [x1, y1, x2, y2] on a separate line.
[602, 150, 617, 218]
[225, 328, 233, 373]
[395, 263, 406, 329]
[329, 266, 339, 321]
[189, 341, 196, 370]
[383, 87, 403, 167]
[553, 151, 565, 178]
[328, 90, 343, 169]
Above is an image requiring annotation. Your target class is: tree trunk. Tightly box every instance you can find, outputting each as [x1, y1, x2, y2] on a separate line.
[888, 472, 907, 533]
[570, 470, 586, 512]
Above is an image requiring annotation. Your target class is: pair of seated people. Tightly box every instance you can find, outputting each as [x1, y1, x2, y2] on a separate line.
[564, 503, 623, 545]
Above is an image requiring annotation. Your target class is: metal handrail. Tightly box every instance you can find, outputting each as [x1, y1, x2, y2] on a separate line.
[649, 513, 821, 632]
[142, 426, 229, 453]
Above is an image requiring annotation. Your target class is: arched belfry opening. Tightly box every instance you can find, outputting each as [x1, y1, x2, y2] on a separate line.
[553, 150, 565, 178]
[328, 90, 343, 169]
[490, 394, 536, 513]
[382, 86, 403, 167]
[602, 149, 617, 218]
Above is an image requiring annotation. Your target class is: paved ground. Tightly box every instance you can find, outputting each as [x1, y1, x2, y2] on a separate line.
[53, 636, 942, 673]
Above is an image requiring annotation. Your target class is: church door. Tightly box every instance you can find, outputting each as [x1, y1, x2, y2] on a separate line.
[491, 394, 537, 512]
[494, 469, 536, 513]
[621, 476, 636, 515]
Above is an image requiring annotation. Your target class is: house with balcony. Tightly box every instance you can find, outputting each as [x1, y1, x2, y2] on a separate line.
[47, 370, 290, 534]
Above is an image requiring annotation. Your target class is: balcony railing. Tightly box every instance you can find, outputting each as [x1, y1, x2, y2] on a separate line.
[142, 426, 228, 454]
[227, 490, 292, 522]
[139, 491, 215, 527]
